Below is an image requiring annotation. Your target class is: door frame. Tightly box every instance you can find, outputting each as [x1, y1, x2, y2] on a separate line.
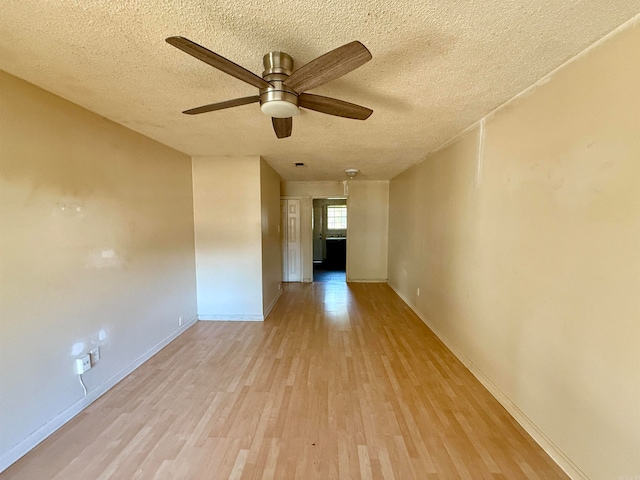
[311, 195, 349, 282]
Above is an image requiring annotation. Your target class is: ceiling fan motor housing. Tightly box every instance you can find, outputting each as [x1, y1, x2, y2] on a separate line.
[260, 52, 300, 118]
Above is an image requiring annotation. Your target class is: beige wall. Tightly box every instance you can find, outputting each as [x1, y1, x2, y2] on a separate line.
[347, 181, 389, 282]
[388, 21, 640, 480]
[192, 156, 281, 320]
[281, 181, 389, 282]
[192, 156, 263, 319]
[0, 72, 197, 468]
[260, 158, 283, 316]
[282, 181, 346, 198]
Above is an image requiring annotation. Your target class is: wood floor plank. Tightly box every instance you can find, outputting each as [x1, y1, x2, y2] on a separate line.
[1, 282, 570, 479]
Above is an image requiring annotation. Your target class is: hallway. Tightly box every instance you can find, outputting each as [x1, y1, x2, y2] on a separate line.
[2, 283, 568, 479]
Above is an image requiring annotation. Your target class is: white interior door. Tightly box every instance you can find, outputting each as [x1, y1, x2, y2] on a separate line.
[281, 199, 302, 282]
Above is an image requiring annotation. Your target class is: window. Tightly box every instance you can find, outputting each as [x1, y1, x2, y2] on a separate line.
[327, 205, 347, 229]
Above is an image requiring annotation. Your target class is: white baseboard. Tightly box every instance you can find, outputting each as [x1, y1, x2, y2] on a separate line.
[0, 316, 198, 474]
[387, 282, 588, 480]
[346, 278, 388, 283]
[198, 314, 264, 321]
[198, 290, 283, 322]
[263, 289, 283, 320]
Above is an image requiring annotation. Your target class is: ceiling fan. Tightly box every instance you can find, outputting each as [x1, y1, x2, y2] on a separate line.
[166, 36, 373, 139]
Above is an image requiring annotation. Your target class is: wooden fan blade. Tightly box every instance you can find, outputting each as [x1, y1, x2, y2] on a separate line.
[298, 93, 373, 120]
[166, 36, 270, 89]
[272, 117, 293, 138]
[284, 41, 371, 93]
[183, 96, 259, 115]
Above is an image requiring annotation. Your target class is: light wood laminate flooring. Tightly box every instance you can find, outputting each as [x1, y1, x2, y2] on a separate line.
[2, 282, 569, 479]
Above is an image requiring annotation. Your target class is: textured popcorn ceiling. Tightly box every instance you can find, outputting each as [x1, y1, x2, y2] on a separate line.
[1, 1, 639, 181]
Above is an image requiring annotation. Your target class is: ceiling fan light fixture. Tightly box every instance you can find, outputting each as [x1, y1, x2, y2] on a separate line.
[260, 78, 299, 118]
[260, 100, 300, 118]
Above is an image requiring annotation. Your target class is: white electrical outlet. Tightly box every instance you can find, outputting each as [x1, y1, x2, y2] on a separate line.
[89, 347, 100, 365]
[178, 316, 183, 326]
[75, 355, 91, 374]
[416, 288, 420, 296]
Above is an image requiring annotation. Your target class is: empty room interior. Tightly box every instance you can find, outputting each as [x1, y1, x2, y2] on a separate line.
[1, 2, 639, 479]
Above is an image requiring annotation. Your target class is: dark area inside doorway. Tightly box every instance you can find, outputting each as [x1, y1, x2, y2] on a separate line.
[313, 263, 346, 283]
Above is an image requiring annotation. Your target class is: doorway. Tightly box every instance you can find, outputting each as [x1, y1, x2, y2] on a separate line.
[312, 198, 347, 282]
